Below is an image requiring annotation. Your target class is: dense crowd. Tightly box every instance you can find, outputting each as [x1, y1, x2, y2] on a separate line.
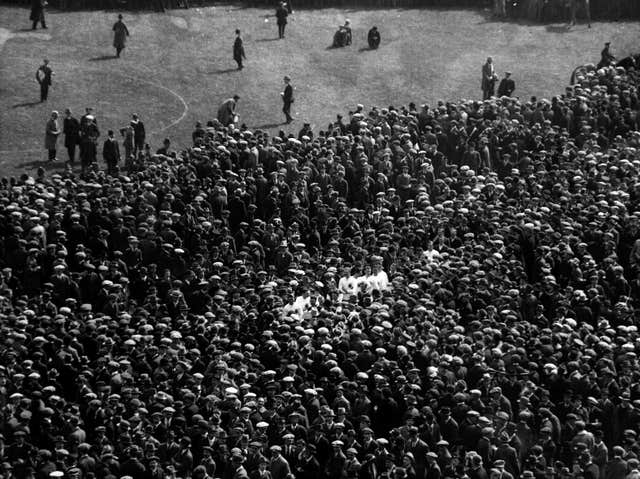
[2, 56, 640, 479]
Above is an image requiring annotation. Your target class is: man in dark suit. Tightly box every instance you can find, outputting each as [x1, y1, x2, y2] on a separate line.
[481, 57, 496, 100]
[281, 76, 293, 124]
[406, 427, 429, 479]
[275, 2, 288, 39]
[36, 59, 53, 102]
[497, 72, 515, 97]
[63, 108, 80, 164]
[233, 29, 246, 70]
[102, 130, 121, 176]
[30, 0, 46, 29]
[268, 445, 290, 479]
[131, 114, 146, 152]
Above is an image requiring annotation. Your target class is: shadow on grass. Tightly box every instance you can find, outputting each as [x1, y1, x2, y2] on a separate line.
[19, 159, 66, 170]
[358, 46, 376, 52]
[255, 37, 280, 42]
[545, 23, 571, 33]
[254, 121, 286, 129]
[89, 55, 118, 61]
[210, 67, 240, 74]
[12, 100, 41, 108]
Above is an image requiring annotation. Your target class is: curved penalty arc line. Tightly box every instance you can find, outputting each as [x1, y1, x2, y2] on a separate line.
[0, 58, 189, 155]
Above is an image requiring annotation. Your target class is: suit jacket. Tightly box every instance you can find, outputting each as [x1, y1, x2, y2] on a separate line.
[481, 62, 495, 90]
[283, 84, 293, 105]
[131, 119, 146, 143]
[103, 137, 121, 164]
[233, 37, 246, 60]
[275, 6, 288, 24]
[45, 118, 60, 150]
[605, 458, 627, 479]
[269, 455, 290, 479]
[497, 78, 515, 97]
[37, 64, 52, 85]
[493, 444, 519, 477]
[30, 0, 44, 19]
[63, 116, 80, 146]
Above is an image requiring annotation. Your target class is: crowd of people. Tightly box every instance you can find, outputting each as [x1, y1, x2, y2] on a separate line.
[15, 0, 640, 18]
[3, 43, 640, 479]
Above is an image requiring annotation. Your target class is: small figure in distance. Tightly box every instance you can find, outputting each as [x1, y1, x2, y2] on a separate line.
[281, 76, 294, 124]
[112, 14, 130, 58]
[367, 26, 380, 50]
[276, 2, 288, 39]
[30, 0, 47, 30]
[36, 58, 54, 102]
[233, 29, 246, 70]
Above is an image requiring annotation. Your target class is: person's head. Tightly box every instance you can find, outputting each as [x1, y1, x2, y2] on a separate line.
[235, 29, 240, 35]
[487, 57, 493, 64]
[505, 71, 511, 77]
[284, 75, 291, 84]
[51, 111, 59, 120]
[64, 108, 71, 117]
[233, 94, 240, 101]
[108, 130, 114, 137]
[43, 58, 49, 65]
[118, 13, 123, 19]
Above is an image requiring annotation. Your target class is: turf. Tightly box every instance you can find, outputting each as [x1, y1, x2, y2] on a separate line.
[0, 5, 638, 174]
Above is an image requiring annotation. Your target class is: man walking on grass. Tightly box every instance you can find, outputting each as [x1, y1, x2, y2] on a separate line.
[113, 14, 130, 58]
[233, 29, 246, 70]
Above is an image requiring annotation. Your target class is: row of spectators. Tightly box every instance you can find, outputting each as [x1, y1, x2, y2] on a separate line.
[5, 0, 640, 18]
[3, 47, 640, 479]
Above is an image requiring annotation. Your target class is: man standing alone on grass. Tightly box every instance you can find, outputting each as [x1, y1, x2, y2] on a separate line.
[36, 59, 53, 102]
[45, 111, 61, 163]
[30, 0, 47, 30]
[113, 14, 130, 58]
[233, 29, 246, 70]
[63, 108, 80, 165]
[276, 2, 288, 39]
[281, 76, 293, 124]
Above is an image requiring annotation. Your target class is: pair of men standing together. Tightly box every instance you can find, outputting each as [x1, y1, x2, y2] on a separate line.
[482, 57, 515, 99]
[218, 76, 294, 126]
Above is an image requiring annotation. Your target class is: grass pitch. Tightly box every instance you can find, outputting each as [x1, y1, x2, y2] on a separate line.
[0, 4, 638, 174]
